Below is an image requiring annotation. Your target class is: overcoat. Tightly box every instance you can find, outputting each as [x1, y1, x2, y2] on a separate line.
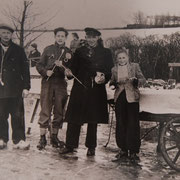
[65, 44, 114, 125]
[0, 41, 30, 98]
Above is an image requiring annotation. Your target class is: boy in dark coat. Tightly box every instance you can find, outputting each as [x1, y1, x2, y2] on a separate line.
[0, 23, 31, 149]
[60, 27, 114, 156]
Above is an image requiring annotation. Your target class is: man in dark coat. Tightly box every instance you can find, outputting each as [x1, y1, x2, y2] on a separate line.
[0, 23, 31, 149]
[36, 27, 73, 150]
[28, 43, 41, 67]
[60, 27, 114, 156]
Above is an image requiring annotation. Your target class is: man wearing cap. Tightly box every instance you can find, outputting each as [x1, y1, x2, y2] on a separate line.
[36, 27, 73, 150]
[60, 27, 114, 156]
[0, 23, 31, 149]
[28, 43, 41, 67]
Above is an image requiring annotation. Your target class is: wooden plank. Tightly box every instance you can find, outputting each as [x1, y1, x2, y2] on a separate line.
[168, 63, 180, 67]
[139, 111, 180, 122]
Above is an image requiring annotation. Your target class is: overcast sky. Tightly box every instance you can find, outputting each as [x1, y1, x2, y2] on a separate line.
[0, 0, 180, 29]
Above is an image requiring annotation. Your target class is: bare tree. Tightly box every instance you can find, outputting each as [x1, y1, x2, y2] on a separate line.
[158, 15, 166, 27]
[2, 0, 57, 48]
[165, 13, 171, 25]
[133, 11, 147, 25]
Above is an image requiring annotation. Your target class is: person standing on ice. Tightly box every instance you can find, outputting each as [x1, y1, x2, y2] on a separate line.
[59, 27, 114, 156]
[110, 48, 146, 162]
[36, 27, 73, 150]
[0, 23, 31, 150]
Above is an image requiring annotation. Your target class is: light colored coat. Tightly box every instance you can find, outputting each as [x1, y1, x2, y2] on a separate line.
[111, 63, 146, 103]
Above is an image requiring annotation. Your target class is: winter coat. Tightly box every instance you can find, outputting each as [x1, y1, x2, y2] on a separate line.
[36, 43, 72, 80]
[0, 41, 30, 98]
[65, 45, 114, 125]
[28, 50, 41, 67]
[70, 39, 80, 53]
[111, 63, 146, 103]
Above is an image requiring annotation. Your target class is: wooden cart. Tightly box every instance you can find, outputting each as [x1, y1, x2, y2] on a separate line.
[107, 88, 180, 171]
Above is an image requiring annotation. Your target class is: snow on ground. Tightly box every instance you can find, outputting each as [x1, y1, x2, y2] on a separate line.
[1, 68, 180, 179]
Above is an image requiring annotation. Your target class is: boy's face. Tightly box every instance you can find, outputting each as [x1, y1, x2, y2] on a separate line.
[55, 31, 67, 45]
[0, 29, 13, 43]
[116, 52, 129, 65]
[85, 35, 99, 47]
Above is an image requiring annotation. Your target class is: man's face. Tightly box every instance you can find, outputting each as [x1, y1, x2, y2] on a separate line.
[55, 31, 67, 45]
[0, 29, 13, 43]
[85, 35, 99, 47]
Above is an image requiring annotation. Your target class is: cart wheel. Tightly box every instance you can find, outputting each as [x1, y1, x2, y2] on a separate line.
[160, 118, 180, 171]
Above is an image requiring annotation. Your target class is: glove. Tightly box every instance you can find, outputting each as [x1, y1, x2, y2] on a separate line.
[130, 77, 138, 88]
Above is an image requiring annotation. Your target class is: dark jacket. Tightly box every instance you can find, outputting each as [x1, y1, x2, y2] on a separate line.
[28, 50, 41, 67]
[65, 45, 114, 125]
[36, 43, 72, 80]
[0, 41, 31, 98]
[70, 39, 80, 53]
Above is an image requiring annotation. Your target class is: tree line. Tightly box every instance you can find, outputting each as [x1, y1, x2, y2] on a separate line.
[105, 32, 180, 80]
[127, 11, 180, 29]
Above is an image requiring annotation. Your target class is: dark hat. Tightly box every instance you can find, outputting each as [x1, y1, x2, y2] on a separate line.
[72, 32, 79, 39]
[84, 27, 101, 36]
[0, 23, 14, 33]
[31, 43, 37, 49]
[54, 27, 68, 36]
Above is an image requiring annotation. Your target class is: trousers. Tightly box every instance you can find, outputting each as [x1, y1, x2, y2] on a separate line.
[115, 90, 140, 153]
[66, 123, 97, 149]
[0, 97, 25, 144]
[38, 78, 68, 133]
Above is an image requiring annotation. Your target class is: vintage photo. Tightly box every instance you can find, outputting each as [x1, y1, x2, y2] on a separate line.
[0, 0, 180, 179]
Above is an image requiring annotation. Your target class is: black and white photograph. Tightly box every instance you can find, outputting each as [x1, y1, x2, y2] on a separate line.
[1, 0, 180, 179]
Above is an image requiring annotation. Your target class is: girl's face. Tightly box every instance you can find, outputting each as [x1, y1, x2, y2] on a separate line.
[116, 52, 129, 66]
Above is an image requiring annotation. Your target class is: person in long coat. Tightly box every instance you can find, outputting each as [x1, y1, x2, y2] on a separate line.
[0, 24, 30, 149]
[60, 27, 114, 156]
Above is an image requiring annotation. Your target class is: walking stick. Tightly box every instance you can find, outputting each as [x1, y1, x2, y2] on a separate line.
[104, 101, 115, 148]
[46, 48, 87, 88]
[60, 63, 87, 89]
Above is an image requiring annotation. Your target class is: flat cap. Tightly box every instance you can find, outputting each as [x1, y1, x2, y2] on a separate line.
[0, 23, 14, 33]
[84, 27, 101, 36]
[54, 27, 68, 36]
[31, 43, 37, 49]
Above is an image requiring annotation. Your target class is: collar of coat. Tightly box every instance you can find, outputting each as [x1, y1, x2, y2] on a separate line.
[113, 62, 135, 78]
[0, 40, 13, 52]
[55, 42, 65, 49]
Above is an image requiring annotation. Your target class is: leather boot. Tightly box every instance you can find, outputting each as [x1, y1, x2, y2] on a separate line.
[87, 148, 95, 156]
[50, 134, 65, 148]
[37, 135, 47, 150]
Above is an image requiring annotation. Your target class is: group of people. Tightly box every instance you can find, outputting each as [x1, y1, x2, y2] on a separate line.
[0, 23, 146, 162]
